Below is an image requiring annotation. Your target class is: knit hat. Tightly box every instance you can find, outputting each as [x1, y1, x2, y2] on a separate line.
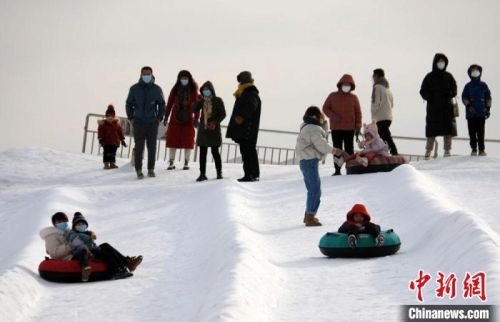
[373, 68, 385, 78]
[72, 212, 89, 229]
[237, 71, 254, 84]
[346, 204, 371, 223]
[105, 104, 115, 117]
[51, 212, 68, 225]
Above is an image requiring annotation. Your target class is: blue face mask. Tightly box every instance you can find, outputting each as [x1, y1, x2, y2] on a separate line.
[55, 222, 68, 231]
[202, 89, 212, 97]
[180, 79, 189, 86]
[142, 75, 152, 83]
[76, 224, 87, 233]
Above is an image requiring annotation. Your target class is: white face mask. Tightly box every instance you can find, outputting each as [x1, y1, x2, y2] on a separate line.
[471, 70, 481, 78]
[341, 85, 351, 93]
[436, 61, 446, 70]
[180, 78, 189, 86]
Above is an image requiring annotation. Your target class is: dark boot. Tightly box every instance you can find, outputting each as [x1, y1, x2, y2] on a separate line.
[127, 255, 143, 272]
[196, 174, 208, 182]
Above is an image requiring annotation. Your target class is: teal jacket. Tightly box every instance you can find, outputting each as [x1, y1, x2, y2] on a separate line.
[126, 78, 166, 124]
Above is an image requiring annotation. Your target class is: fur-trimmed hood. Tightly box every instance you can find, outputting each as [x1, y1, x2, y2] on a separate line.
[97, 118, 120, 126]
[39, 226, 64, 240]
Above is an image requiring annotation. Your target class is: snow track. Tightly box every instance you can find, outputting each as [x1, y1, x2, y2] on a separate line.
[0, 148, 498, 322]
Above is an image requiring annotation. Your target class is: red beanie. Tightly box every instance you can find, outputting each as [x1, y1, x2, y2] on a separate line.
[105, 104, 115, 117]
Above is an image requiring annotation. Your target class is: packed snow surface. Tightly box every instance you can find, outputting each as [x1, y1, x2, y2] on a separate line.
[0, 148, 498, 322]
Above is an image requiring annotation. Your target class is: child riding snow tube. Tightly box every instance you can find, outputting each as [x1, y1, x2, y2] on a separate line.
[38, 259, 110, 283]
[346, 155, 407, 175]
[319, 229, 401, 258]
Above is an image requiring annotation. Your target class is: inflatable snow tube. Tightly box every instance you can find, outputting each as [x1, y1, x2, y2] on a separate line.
[319, 229, 401, 258]
[38, 259, 110, 283]
[346, 155, 407, 175]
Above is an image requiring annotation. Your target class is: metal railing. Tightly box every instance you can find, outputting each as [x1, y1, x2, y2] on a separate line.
[83, 113, 500, 164]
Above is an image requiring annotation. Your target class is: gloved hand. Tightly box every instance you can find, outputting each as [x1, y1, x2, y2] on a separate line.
[99, 139, 104, 147]
[121, 140, 128, 148]
[234, 116, 244, 125]
[355, 129, 361, 142]
[193, 119, 200, 128]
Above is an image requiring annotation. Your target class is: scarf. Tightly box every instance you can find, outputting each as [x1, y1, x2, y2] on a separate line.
[233, 82, 255, 98]
[202, 98, 213, 129]
[371, 77, 389, 103]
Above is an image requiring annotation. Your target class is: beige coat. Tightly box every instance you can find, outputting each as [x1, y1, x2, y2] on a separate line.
[295, 122, 333, 161]
[39, 227, 72, 260]
[371, 84, 394, 122]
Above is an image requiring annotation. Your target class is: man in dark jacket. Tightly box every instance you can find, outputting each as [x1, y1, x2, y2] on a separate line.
[419, 53, 457, 159]
[226, 71, 261, 182]
[126, 66, 165, 179]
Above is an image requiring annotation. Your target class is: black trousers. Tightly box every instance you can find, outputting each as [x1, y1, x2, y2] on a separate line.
[376, 120, 398, 155]
[467, 118, 486, 151]
[72, 246, 90, 268]
[133, 122, 158, 171]
[91, 243, 128, 275]
[103, 144, 119, 163]
[239, 141, 260, 179]
[331, 130, 355, 173]
[199, 146, 222, 175]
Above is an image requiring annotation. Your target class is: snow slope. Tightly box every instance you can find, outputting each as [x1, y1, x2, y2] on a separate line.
[0, 148, 498, 322]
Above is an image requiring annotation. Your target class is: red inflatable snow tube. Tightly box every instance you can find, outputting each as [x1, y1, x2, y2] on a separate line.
[346, 155, 407, 175]
[38, 259, 110, 283]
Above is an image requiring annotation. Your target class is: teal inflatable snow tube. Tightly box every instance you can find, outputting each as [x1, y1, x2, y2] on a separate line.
[319, 229, 401, 258]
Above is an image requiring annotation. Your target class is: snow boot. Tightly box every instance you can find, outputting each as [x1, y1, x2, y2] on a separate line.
[375, 234, 385, 246]
[216, 172, 223, 180]
[103, 162, 111, 170]
[183, 160, 190, 170]
[471, 149, 478, 156]
[126, 255, 143, 272]
[356, 155, 369, 167]
[113, 268, 133, 280]
[81, 266, 92, 282]
[109, 162, 119, 169]
[334, 155, 345, 168]
[196, 174, 208, 182]
[424, 150, 431, 160]
[136, 171, 144, 180]
[147, 169, 156, 177]
[348, 234, 357, 248]
[304, 214, 322, 227]
[479, 150, 487, 156]
[444, 150, 451, 157]
[167, 160, 175, 170]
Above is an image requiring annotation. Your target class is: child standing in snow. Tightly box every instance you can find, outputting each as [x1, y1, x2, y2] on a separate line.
[338, 204, 384, 248]
[66, 212, 142, 280]
[333, 122, 390, 168]
[39, 212, 93, 282]
[295, 106, 335, 227]
[461, 64, 492, 156]
[98, 104, 127, 170]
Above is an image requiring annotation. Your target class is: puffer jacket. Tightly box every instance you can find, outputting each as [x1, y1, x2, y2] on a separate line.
[371, 78, 394, 122]
[322, 74, 362, 131]
[39, 227, 73, 260]
[295, 121, 333, 161]
[97, 118, 125, 146]
[461, 65, 492, 120]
